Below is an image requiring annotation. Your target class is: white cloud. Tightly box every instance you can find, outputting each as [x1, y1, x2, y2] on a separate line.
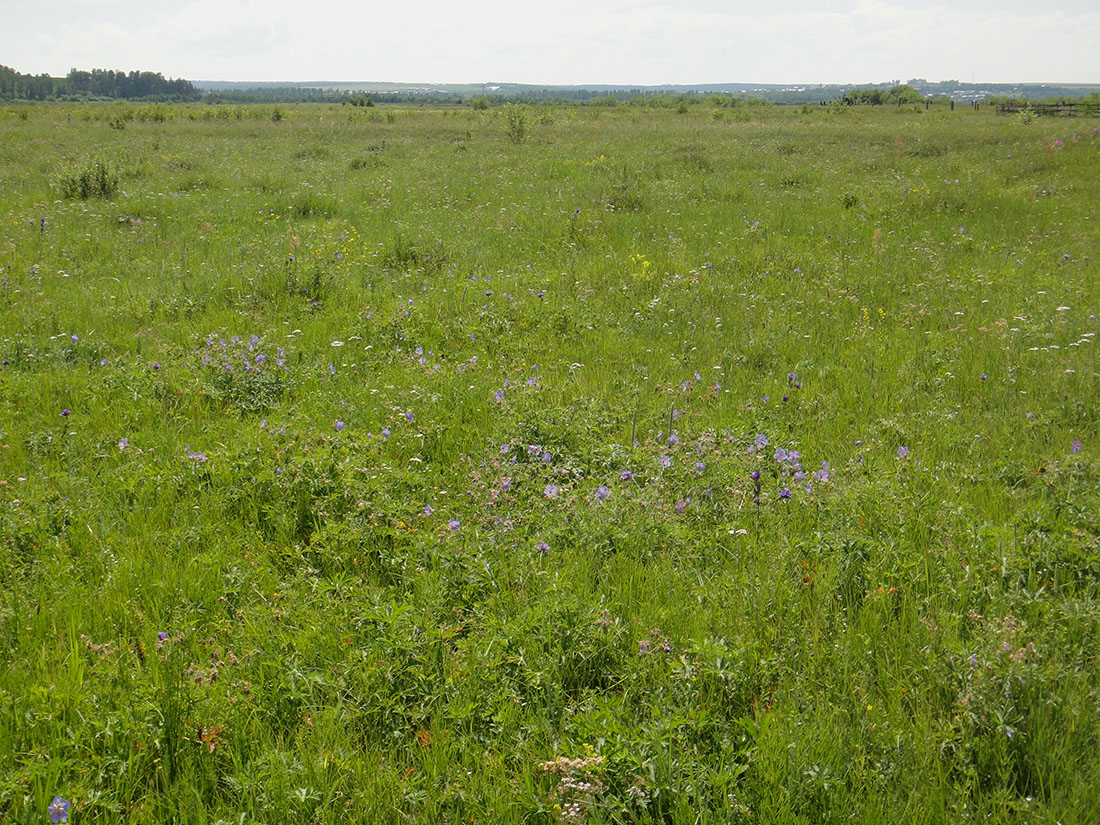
[4, 0, 1099, 83]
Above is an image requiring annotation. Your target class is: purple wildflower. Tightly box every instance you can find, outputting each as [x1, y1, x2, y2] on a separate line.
[49, 797, 70, 823]
[544, 484, 558, 498]
[778, 488, 792, 499]
[425, 504, 434, 516]
[674, 498, 689, 514]
[695, 461, 705, 473]
[1071, 439, 1082, 452]
[620, 470, 635, 481]
[381, 427, 391, 439]
[334, 420, 345, 432]
[61, 408, 71, 417]
[535, 540, 550, 553]
[447, 518, 460, 530]
[595, 485, 611, 501]
[897, 445, 910, 459]
[668, 433, 679, 446]
[754, 433, 769, 449]
[659, 455, 671, 468]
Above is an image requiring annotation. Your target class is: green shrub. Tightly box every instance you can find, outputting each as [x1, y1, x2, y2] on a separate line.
[56, 160, 119, 199]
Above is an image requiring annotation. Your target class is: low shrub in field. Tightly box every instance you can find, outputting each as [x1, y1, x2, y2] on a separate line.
[56, 160, 119, 199]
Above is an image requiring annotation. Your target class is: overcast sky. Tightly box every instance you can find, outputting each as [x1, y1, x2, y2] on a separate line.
[5, 0, 1099, 85]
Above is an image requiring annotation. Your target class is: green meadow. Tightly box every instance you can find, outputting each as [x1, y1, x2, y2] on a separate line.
[1, 101, 1098, 823]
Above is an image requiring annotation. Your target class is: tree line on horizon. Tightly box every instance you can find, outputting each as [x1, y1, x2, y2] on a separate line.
[0, 65, 200, 101]
[3, 65, 1098, 107]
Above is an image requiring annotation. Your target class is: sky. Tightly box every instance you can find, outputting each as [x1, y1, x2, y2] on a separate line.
[4, 0, 1099, 86]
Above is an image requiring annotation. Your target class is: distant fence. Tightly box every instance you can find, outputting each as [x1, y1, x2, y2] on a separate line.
[996, 102, 1100, 117]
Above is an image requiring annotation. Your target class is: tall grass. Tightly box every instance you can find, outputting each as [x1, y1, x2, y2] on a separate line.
[0, 102, 1098, 823]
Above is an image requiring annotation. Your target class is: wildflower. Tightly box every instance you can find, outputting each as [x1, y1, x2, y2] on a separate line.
[754, 433, 769, 449]
[61, 408, 71, 417]
[659, 455, 671, 468]
[674, 498, 689, 513]
[405, 411, 414, 422]
[668, 433, 679, 446]
[425, 504, 434, 516]
[526, 376, 537, 386]
[595, 485, 611, 501]
[118, 437, 129, 451]
[750, 470, 761, 481]
[544, 484, 558, 498]
[542, 452, 552, 463]
[535, 540, 550, 553]
[494, 390, 503, 402]
[188, 451, 207, 462]
[620, 470, 635, 481]
[334, 420, 345, 432]
[447, 518, 460, 530]
[1071, 439, 1082, 452]
[897, 445, 909, 459]
[49, 797, 70, 823]
[70, 334, 79, 343]
[329, 362, 336, 375]
[381, 427, 391, 439]
[254, 352, 266, 364]
[788, 372, 797, 383]
[773, 448, 788, 462]
[500, 443, 511, 454]
[638, 640, 651, 654]
[695, 461, 705, 473]
[980, 373, 987, 381]
[779, 488, 792, 499]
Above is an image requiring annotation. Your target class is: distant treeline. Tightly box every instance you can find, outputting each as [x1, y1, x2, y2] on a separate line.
[0, 65, 200, 101]
[4, 65, 1099, 107]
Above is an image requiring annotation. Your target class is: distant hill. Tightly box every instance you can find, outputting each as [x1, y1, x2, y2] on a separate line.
[194, 79, 1100, 104]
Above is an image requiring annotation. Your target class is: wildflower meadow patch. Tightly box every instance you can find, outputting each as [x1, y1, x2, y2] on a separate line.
[0, 101, 1098, 823]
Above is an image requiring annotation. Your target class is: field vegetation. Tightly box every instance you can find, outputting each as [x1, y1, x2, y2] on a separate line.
[1, 101, 1099, 823]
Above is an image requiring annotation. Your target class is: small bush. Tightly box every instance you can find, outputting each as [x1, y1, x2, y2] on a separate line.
[57, 160, 119, 200]
[505, 104, 529, 144]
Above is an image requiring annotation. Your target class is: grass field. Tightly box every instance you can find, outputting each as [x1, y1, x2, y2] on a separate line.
[1, 101, 1099, 824]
